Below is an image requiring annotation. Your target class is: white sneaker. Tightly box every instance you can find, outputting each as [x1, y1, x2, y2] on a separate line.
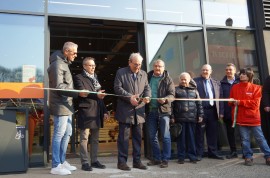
[50, 164, 71, 175]
[62, 161, 77, 171]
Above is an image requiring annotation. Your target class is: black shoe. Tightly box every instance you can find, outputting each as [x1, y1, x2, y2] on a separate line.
[226, 152, 238, 159]
[133, 162, 147, 170]
[190, 160, 197, 164]
[197, 156, 202, 161]
[81, 163, 92, 171]
[147, 160, 161, 166]
[160, 161, 168, 168]
[208, 154, 225, 160]
[178, 159, 184, 164]
[117, 163, 131, 171]
[91, 161, 106, 169]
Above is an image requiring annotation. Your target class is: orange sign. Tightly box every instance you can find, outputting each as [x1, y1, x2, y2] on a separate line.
[0, 82, 44, 98]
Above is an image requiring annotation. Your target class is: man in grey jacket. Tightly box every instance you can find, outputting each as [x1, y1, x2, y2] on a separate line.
[48, 42, 87, 175]
[146, 59, 175, 168]
[114, 53, 151, 171]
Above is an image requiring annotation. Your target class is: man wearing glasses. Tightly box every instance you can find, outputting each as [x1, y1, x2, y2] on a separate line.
[114, 53, 151, 171]
[74, 57, 108, 171]
[146, 59, 175, 168]
[48, 42, 87, 175]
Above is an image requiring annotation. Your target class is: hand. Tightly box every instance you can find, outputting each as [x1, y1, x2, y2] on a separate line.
[198, 117, 203, 123]
[264, 107, 270, 112]
[142, 97, 150, 104]
[79, 90, 88, 97]
[157, 98, 166, 104]
[103, 113, 109, 120]
[97, 90, 106, 99]
[170, 118, 175, 123]
[130, 94, 139, 106]
[219, 114, 224, 120]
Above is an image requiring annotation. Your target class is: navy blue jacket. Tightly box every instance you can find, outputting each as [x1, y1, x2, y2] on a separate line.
[219, 75, 240, 120]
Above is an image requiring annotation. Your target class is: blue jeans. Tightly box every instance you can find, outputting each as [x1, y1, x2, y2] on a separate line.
[52, 115, 72, 168]
[177, 122, 197, 161]
[147, 111, 171, 161]
[239, 126, 270, 159]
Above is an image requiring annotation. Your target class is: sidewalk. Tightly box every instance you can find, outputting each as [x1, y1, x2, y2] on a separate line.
[1, 153, 269, 178]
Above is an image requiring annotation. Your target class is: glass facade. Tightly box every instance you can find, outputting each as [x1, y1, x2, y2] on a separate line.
[0, 13, 45, 165]
[147, 24, 205, 84]
[48, 0, 143, 20]
[145, 0, 202, 24]
[203, 0, 250, 28]
[0, 0, 266, 166]
[0, 0, 44, 13]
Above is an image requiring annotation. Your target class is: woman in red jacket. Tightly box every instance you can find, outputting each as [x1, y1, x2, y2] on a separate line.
[229, 68, 270, 166]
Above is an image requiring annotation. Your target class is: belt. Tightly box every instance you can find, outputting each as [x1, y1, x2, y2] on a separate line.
[203, 105, 215, 110]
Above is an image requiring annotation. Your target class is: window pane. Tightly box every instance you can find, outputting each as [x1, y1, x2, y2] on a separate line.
[48, 0, 142, 20]
[145, 0, 201, 24]
[207, 29, 259, 80]
[203, 0, 250, 28]
[0, 0, 44, 13]
[147, 24, 206, 84]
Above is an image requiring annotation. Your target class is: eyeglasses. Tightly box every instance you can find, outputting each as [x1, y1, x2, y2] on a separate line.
[131, 62, 142, 67]
[68, 50, 77, 55]
[154, 65, 164, 68]
[84, 64, 96, 67]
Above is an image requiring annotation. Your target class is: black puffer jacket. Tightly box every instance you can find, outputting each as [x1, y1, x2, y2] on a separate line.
[172, 81, 204, 123]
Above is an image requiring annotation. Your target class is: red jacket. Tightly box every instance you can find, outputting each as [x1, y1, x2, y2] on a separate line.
[229, 82, 261, 126]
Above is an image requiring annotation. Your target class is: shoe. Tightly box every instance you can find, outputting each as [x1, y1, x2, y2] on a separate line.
[160, 161, 168, 168]
[117, 163, 131, 171]
[81, 163, 92, 171]
[190, 160, 197, 164]
[133, 162, 147, 170]
[197, 156, 202, 161]
[62, 161, 77, 171]
[50, 164, 71, 175]
[208, 154, 225, 160]
[266, 157, 270, 166]
[178, 159, 184, 164]
[244, 158, 253, 166]
[147, 160, 161, 166]
[226, 152, 238, 159]
[91, 161, 106, 169]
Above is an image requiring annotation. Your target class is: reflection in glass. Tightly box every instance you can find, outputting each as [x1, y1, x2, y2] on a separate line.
[207, 29, 258, 80]
[0, 13, 45, 166]
[147, 24, 206, 84]
[203, 0, 249, 28]
[48, 0, 142, 20]
[0, 0, 44, 13]
[145, 0, 201, 24]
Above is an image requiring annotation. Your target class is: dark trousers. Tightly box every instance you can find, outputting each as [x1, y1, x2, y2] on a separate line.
[223, 118, 237, 152]
[177, 122, 197, 161]
[117, 122, 142, 164]
[196, 107, 219, 157]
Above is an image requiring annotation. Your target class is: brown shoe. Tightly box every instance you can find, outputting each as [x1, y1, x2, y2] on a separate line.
[133, 162, 147, 170]
[147, 160, 161, 166]
[117, 163, 131, 171]
[244, 158, 253, 166]
[160, 161, 168, 168]
[266, 157, 270, 166]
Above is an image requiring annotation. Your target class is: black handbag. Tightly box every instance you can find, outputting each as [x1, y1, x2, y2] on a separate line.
[170, 123, 182, 141]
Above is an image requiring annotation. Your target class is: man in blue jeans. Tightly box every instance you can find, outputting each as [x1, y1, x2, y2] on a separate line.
[48, 42, 88, 175]
[146, 59, 175, 168]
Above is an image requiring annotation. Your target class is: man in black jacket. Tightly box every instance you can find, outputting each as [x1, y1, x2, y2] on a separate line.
[74, 57, 108, 171]
[219, 63, 239, 159]
[146, 59, 175, 168]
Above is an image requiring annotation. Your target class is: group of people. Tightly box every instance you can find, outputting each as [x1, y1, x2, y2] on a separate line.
[47, 41, 270, 175]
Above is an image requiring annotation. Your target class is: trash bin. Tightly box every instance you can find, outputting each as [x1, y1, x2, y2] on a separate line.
[0, 107, 28, 174]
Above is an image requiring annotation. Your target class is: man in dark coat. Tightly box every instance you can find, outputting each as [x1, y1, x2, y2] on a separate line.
[74, 57, 109, 171]
[146, 59, 175, 168]
[114, 53, 151, 171]
[261, 76, 270, 147]
[219, 63, 240, 159]
[194, 64, 224, 160]
[48, 41, 88, 175]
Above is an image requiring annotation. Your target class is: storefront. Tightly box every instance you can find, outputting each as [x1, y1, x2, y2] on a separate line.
[0, 0, 270, 168]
